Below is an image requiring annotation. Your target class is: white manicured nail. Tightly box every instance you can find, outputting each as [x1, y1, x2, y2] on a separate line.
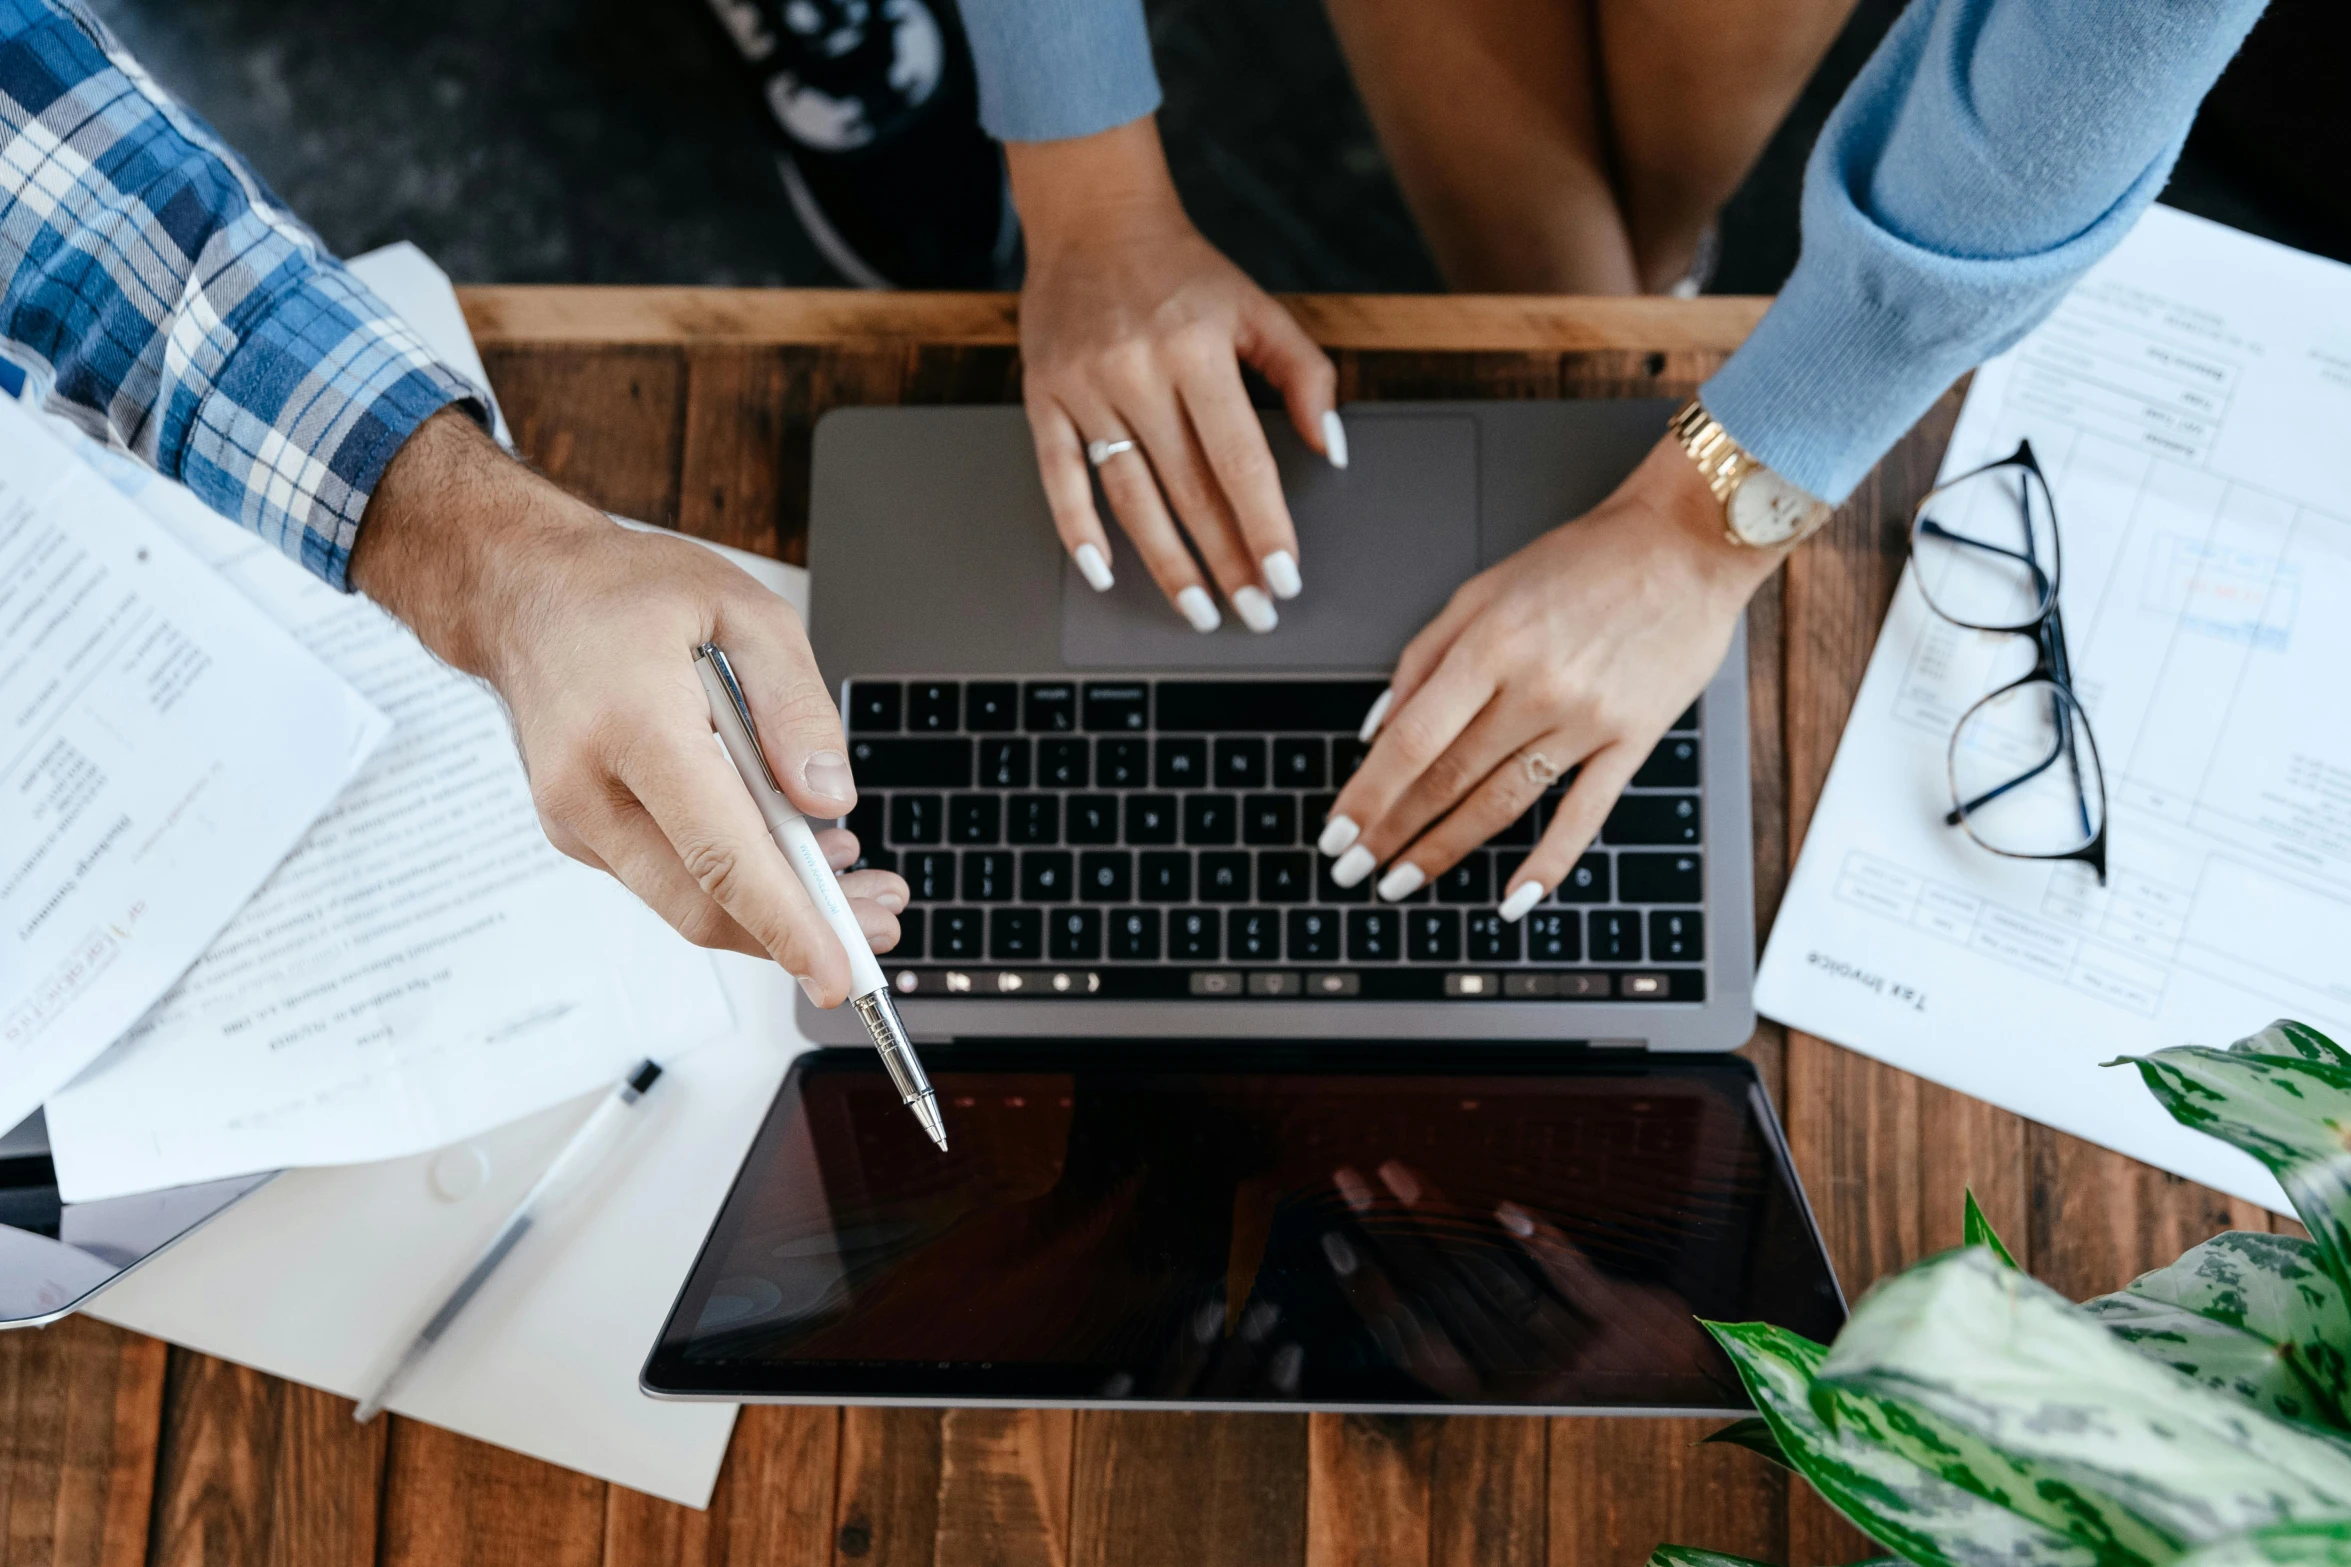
[1322, 410, 1349, 470]
[1262, 550, 1302, 600]
[1318, 815, 1360, 856]
[1498, 882, 1544, 922]
[1357, 687, 1392, 743]
[1176, 585, 1221, 633]
[1233, 585, 1278, 633]
[1331, 845, 1376, 888]
[1073, 542, 1114, 592]
[1376, 863, 1425, 902]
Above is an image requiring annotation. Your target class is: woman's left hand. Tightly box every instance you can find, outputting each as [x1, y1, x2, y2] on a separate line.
[1316, 438, 1789, 920]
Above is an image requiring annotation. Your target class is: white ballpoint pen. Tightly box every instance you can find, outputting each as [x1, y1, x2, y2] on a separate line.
[694, 643, 948, 1151]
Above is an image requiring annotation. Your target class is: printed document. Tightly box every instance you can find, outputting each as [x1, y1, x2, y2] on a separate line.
[1757, 207, 2351, 1214]
[40, 249, 737, 1201]
[0, 401, 384, 1137]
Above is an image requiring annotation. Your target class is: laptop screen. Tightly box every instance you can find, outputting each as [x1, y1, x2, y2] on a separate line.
[644, 1045, 1841, 1409]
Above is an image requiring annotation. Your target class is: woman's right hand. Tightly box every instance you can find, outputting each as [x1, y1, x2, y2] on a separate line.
[1007, 117, 1344, 635]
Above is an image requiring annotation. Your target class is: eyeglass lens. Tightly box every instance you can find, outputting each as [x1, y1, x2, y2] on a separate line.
[1950, 677, 2105, 859]
[1911, 460, 2059, 633]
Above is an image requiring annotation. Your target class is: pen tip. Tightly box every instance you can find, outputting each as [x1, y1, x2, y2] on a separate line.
[912, 1093, 948, 1152]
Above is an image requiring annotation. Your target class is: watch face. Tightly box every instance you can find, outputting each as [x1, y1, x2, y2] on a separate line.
[1729, 469, 1828, 547]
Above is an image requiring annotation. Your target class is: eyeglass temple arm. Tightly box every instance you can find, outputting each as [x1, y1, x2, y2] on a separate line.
[1915, 518, 2054, 598]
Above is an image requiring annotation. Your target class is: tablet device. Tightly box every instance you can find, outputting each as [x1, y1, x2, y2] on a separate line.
[643, 1044, 1842, 1411]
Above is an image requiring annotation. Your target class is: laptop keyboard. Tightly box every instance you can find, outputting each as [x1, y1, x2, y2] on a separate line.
[840, 679, 1705, 1003]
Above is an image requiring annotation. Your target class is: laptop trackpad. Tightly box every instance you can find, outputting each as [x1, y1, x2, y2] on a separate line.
[1059, 415, 1477, 669]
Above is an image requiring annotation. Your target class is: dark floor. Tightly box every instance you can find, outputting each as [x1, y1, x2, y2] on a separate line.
[85, 0, 2348, 292]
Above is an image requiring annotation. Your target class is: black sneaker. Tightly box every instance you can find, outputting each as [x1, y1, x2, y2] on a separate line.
[702, 0, 1020, 288]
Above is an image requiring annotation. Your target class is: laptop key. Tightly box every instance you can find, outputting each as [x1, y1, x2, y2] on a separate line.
[1242, 794, 1296, 845]
[1605, 794, 1700, 845]
[1649, 910, 1704, 961]
[1634, 736, 1699, 788]
[890, 794, 943, 845]
[1199, 852, 1251, 902]
[1346, 908, 1400, 962]
[1050, 907, 1102, 961]
[1273, 737, 1327, 789]
[1039, 738, 1088, 788]
[1155, 681, 1386, 731]
[904, 851, 955, 902]
[933, 908, 982, 960]
[1009, 795, 1059, 844]
[1557, 852, 1611, 903]
[845, 796, 885, 853]
[1126, 795, 1178, 844]
[1258, 851, 1310, 901]
[1434, 852, 1490, 903]
[1331, 738, 1369, 782]
[851, 739, 971, 789]
[1671, 703, 1699, 733]
[1316, 854, 1371, 904]
[1184, 793, 1238, 845]
[847, 682, 900, 732]
[1079, 851, 1132, 902]
[990, 908, 1042, 960]
[1619, 852, 1701, 903]
[1487, 804, 1539, 847]
[909, 681, 959, 732]
[1465, 911, 1521, 963]
[1021, 851, 1074, 902]
[1108, 908, 1161, 960]
[1067, 795, 1119, 844]
[966, 682, 1018, 732]
[1589, 909, 1641, 962]
[1024, 682, 1076, 732]
[1228, 909, 1280, 961]
[1155, 738, 1207, 788]
[949, 795, 1000, 844]
[1098, 738, 1148, 787]
[1138, 852, 1191, 902]
[1407, 908, 1462, 962]
[1288, 908, 1339, 961]
[962, 851, 1014, 902]
[1082, 683, 1150, 732]
[1526, 912, 1579, 962]
[1171, 909, 1220, 961]
[894, 908, 924, 959]
[1214, 738, 1267, 789]
[979, 738, 1030, 788]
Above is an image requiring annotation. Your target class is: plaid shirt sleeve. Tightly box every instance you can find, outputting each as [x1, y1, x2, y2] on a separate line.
[0, 0, 489, 589]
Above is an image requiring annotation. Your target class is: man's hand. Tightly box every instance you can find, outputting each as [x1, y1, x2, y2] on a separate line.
[349, 409, 908, 1005]
[1009, 117, 1340, 634]
[1317, 438, 1784, 918]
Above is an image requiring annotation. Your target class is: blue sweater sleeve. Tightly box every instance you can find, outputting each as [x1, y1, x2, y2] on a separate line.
[1702, 0, 2266, 505]
[953, 0, 1161, 143]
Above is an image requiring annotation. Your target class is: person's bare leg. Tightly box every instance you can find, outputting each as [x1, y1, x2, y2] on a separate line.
[1324, 0, 1640, 294]
[1597, 0, 1860, 292]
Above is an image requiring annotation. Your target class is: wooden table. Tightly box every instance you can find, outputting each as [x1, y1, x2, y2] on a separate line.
[0, 291, 2292, 1567]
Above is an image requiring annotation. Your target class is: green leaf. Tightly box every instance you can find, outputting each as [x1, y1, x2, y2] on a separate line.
[2107, 1045, 2351, 1306]
[1819, 1248, 2351, 1556]
[1964, 1189, 2019, 1269]
[2084, 1230, 2351, 1431]
[1702, 1317, 2099, 1567]
[1647, 1548, 1783, 1567]
[2172, 1521, 2351, 1567]
[2232, 1022, 2351, 1070]
[1702, 1415, 1796, 1470]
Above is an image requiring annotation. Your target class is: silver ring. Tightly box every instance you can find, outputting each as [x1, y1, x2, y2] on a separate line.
[1086, 437, 1137, 467]
[1522, 750, 1561, 788]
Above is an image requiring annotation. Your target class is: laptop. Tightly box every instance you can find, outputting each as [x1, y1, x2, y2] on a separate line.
[642, 402, 1842, 1412]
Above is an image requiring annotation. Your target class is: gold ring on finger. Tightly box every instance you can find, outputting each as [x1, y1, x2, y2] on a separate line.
[1522, 749, 1561, 789]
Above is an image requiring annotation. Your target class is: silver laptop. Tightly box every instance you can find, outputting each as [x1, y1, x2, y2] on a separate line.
[797, 400, 1752, 1051]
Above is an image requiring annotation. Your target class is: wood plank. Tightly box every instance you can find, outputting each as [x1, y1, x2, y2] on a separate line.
[145, 1352, 382, 1567]
[1428, 1418, 1546, 1567]
[1068, 1412, 1306, 1567]
[601, 1406, 840, 1567]
[676, 347, 794, 559]
[2027, 1129, 2271, 1303]
[0, 1317, 164, 1567]
[460, 290, 1764, 355]
[481, 345, 686, 527]
[1547, 1417, 1781, 1567]
[377, 1420, 605, 1567]
[933, 1409, 1073, 1567]
[1307, 1414, 1433, 1567]
[832, 1408, 941, 1567]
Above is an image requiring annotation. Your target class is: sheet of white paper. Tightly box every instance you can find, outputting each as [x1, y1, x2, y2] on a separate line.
[1756, 207, 2351, 1214]
[87, 951, 807, 1507]
[0, 400, 385, 1137]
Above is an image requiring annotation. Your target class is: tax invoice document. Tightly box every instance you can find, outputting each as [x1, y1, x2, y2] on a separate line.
[1755, 206, 2351, 1214]
[40, 248, 735, 1201]
[0, 399, 385, 1136]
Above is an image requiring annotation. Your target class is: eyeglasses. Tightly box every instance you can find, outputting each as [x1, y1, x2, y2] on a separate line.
[1908, 439, 2108, 885]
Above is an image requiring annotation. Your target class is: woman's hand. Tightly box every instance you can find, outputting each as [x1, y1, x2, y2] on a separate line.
[1315, 439, 1785, 919]
[1008, 117, 1342, 634]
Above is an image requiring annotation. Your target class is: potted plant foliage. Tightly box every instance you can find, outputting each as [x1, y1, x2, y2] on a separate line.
[1655, 1020, 2351, 1567]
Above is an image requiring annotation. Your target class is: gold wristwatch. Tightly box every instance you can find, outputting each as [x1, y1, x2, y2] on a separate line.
[1669, 400, 1833, 549]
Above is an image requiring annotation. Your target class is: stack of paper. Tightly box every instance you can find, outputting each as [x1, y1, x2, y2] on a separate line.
[1757, 206, 2351, 1213]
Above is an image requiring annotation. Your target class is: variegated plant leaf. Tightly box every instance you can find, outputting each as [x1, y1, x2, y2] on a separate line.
[1964, 1189, 2019, 1269]
[2231, 1023, 2351, 1071]
[2106, 1046, 2351, 1306]
[1819, 1248, 2351, 1557]
[2085, 1231, 2351, 1432]
[1703, 1318, 2100, 1567]
[1702, 1415, 1795, 1471]
[1647, 1548, 1782, 1567]
[2170, 1520, 2351, 1567]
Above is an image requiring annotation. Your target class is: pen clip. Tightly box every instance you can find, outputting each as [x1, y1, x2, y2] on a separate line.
[695, 643, 783, 795]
